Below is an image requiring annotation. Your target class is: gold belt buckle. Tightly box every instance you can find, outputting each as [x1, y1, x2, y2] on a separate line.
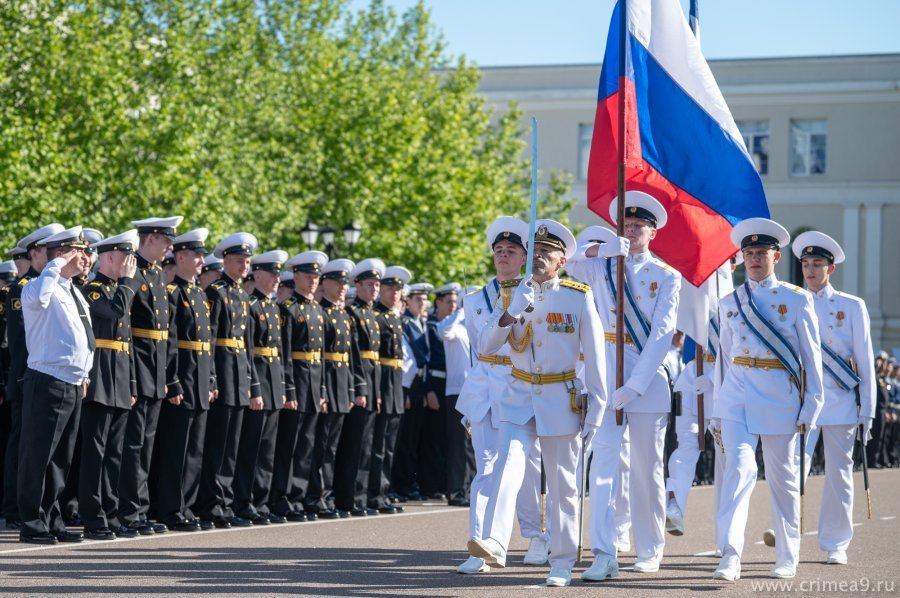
[748, 357, 757, 367]
[531, 374, 541, 385]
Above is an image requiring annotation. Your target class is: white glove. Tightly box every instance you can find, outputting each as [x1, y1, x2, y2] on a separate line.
[505, 277, 535, 319]
[858, 416, 873, 445]
[693, 373, 714, 396]
[580, 423, 597, 440]
[707, 417, 722, 435]
[595, 236, 630, 258]
[611, 386, 639, 410]
[796, 415, 815, 432]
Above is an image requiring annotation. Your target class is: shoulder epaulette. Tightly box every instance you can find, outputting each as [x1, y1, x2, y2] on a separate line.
[210, 279, 227, 291]
[560, 279, 590, 293]
[283, 298, 295, 307]
[248, 296, 258, 306]
[87, 281, 102, 287]
[466, 287, 482, 296]
[18, 277, 29, 287]
[167, 283, 176, 293]
[782, 283, 805, 294]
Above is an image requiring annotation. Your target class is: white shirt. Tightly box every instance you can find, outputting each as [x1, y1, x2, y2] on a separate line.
[401, 335, 417, 389]
[22, 257, 94, 384]
[437, 308, 471, 396]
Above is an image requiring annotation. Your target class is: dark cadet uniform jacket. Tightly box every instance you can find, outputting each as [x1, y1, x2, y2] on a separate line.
[83, 273, 138, 409]
[207, 274, 255, 407]
[347, 298, 381, 411]
[165, 275, 215, 411]
[320, 296, 355, 414]
[248, 288, 286, 410]
[281, 292, 325, 413]
[5, 268, 38, 402]
[130, 254, 172, 399]
[373, 301, 404, 415]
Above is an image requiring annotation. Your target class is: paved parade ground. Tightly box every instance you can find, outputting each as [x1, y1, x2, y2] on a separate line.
[0, 469, 897, 597]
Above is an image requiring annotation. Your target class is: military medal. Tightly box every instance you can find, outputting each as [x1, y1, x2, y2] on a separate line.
[836, 311, 845, 327]
[649, 282, 658, 298]
[564, 313, 575, 333]
[778, 304, 788, 322]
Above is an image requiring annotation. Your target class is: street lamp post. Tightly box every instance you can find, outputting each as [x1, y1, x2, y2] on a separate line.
[301, 220, 361, 255]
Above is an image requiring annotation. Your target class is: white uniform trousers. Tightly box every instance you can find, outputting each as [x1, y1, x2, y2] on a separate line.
[666, 415, 726, 548]
[719, 416, 800, 566]
[482, 421, 578, 569]
[616, 431, 632, 543]
[469, 415, 549, 542]
[589, 409, 668, 560]
[801, 424, 857, 553]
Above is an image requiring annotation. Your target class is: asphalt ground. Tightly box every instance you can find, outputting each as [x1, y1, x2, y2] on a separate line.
[0, 469, 897, 597]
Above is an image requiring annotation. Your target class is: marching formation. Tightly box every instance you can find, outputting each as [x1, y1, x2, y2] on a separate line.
[0, 190, 877, 590]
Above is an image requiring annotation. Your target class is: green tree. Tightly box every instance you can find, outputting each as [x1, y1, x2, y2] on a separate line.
[0, 0, 571, 284]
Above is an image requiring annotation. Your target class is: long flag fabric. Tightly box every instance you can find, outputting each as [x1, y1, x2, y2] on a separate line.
[587, 0, 769, 287]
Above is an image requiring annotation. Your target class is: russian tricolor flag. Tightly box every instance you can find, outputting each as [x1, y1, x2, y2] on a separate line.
[587, 0, 769, 287]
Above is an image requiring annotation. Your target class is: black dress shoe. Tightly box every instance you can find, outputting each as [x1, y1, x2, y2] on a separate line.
[350, 509, 367, 517]
[429, 493, 447, 501]
[125, 521, 155, 535]
[285, 511, 306, 522]
[146, 521, 168, 534]
[303, 511, 318, 522]
[377, 505, 398, 514]
[337, 509, 351, 519]
[54, 530, 84, 543]
[6, 520, 23, 531]
[170, 520, 201, 532]
[250, 514, 270, 526]
[64, 514, 83, 527]
[84, 528, 117, 541]
[212, 517, 232, 529]
[267, 512, 288, 524]
[406, 491, 424, 501]
[227, 515, 253, 528]
[448, 498, 470, 507]
[366, 507, 379, 516]
[20, 532, 58, 545]
[113, 525, 139, 538]
[316, 509, 340, 520]
[199, 520, 215, 531]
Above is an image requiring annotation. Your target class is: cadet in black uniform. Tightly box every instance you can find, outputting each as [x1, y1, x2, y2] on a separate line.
[200, 255, 223, 290]
[3, 223, 63, 530]
[233, 250, 288, 525]
[269, 251, 328, 521]
[334, 258, 384, 517]
[369, 266, 410, 514]
[79, 231, 139, 541]
[157, 229, 215, 532]
[305, 258, 355, 519]
[0, 259, 18, 517]
[118, 216, 182, 536]
[197, 232, 258, 528]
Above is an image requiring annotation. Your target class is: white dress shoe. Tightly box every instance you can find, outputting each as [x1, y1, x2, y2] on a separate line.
[523, 536, 551, 565]
[763, 529, 776, 547]
[582, 554, 619, 581]
[457, 556, 490, 574]
[770, 562, 796, 579]
[467, 537, 506, 568]
[616, 530, 631, 553]
[713, 555, 741, 582]
[714, 547, 723, 558]
[665, 502, 685, 536]
[546, 568, 572, 587]
[632, 556, 660, 573]
[826, 550, 848, 565]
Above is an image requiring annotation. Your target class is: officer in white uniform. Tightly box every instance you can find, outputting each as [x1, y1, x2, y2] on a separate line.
[454, 217, 550, 575]
[467, 219, 608, 588]
[568, 191, 681, 579]
[712, 218, 824, 582]
[791, 230, 874, 566]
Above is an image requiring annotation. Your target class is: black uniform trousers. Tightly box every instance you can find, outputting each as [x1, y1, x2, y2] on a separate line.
[390, 375, 424, 497]
[60, 435, 81, 521]
[156, 402, 207, 526]
[418, 377, 447, 497]
[78, 402, 128, 530]
[306, 411, 344, 512]
[118, 396, 162, 524]
[334, 406, 376, 511]
[2, 401, 23, 522]
[284, 411, 318, 512]
[444, 394, 475, 504]
[368, 412, 401, 508]
[0, 401, 8, 515]
[269, 409, 310, 515]
[233, 408, 279, 518]
[17, 369, 81, 537]
[196, 401, 243, 520]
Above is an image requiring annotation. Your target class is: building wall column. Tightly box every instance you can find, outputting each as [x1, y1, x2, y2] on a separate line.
[841, 203, 861, 296]
[864, 203, 884, 349]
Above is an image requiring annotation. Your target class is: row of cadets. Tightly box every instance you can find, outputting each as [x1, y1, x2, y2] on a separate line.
[568, 191, 682, 579]
[455, 217, 553, 575]
[468, 219, 608, 587]
[156, 228, 216, 531]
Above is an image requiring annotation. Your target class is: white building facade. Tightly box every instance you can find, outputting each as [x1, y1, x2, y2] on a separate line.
[479, 54, 900, 351]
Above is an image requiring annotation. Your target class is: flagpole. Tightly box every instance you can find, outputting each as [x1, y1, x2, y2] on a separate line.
[696, 344, 705, 450]
[615, 0, 627, 427]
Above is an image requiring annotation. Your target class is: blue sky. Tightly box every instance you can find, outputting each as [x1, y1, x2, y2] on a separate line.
[348, 0, 900, 66]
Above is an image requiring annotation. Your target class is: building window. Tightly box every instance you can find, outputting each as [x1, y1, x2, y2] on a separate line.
[737, 120, 769, 175]
[790, 119, 827, 176]
[577, 124, 592, 181]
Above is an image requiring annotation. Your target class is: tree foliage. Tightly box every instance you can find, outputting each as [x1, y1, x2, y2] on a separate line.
[0, 0, 571, 283]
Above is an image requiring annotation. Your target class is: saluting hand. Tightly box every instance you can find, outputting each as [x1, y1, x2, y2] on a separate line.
[120, 254, 138, 279]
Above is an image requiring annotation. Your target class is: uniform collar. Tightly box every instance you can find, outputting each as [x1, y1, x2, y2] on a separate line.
[93, 272, 115, 285]
[353, 297, 372, 309]
[320, 297, 337, 309]
[535, 277, 560, 292]
[626, 251, 651, 264]
[136, 252, 154, 269]
[174, 275, 194, 288]
[25, 267, 39, 279]
[374, 300, 392, 313]
[221, 273, 240, 288]
[252, 288, 271, 303]
[292, 291, 312, 304]
[810, 283, 834, 300]
[747, 273, 778, 290]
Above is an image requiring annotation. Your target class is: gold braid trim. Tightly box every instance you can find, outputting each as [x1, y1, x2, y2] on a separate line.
[507, 321, 533, 353]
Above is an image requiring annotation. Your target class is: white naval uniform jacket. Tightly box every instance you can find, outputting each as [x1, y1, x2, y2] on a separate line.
[714, 274, 825, 435]
[456, 277, 516, 426]
[812, 284, 875, 424]
[479, 277, 608, 437]
[567, 250, 680, 413]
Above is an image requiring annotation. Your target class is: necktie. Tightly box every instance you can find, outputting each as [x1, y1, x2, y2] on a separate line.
[71, 285, 96, 352]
